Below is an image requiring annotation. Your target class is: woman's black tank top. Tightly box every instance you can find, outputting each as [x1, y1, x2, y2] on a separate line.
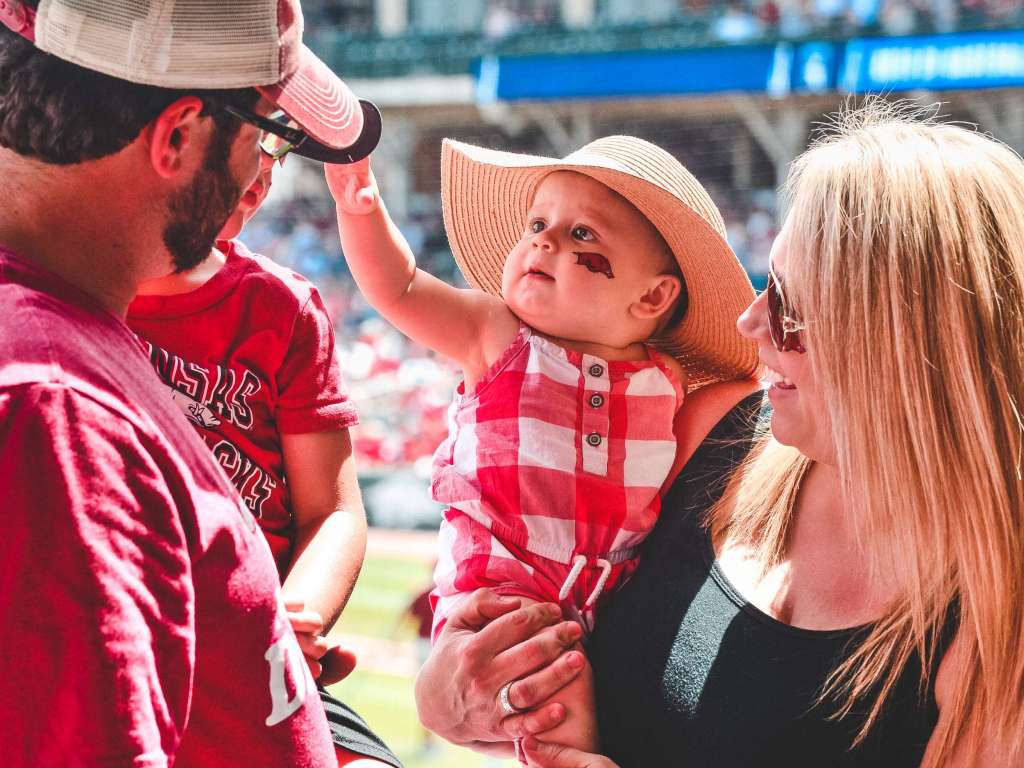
[589, 395, 952, 767]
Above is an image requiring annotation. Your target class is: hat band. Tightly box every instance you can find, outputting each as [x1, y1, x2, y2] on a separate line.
[0, 0, 36, 42]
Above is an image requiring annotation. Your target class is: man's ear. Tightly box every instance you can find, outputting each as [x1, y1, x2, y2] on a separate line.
[631, 274, 681, 322]
[144, 96, 206, 179]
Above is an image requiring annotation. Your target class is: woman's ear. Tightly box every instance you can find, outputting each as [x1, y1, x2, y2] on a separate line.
[631, 274, 682, 322]
[143, 96, 206, 179]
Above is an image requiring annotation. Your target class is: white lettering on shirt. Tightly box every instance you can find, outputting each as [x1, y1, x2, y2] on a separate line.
[264, 629, 314, 727]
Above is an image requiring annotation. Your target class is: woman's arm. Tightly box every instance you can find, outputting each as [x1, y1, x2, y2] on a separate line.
[414, 589, 586, 749]
[924, 633, 1018, 766]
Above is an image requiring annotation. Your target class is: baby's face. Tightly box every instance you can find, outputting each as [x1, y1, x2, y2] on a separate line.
[501, 171, 673, 347]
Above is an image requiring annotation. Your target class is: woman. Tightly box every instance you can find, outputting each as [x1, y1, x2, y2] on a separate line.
[415, 103, 1024, 767]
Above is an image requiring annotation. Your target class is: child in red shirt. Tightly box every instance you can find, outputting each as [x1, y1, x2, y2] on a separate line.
[128, 150, 398, 768]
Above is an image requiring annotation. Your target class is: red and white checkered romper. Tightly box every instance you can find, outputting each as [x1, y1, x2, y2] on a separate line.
[430, 323, 684, 638]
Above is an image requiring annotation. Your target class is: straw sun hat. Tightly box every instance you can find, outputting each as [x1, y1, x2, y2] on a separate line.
[441, 136, 759, 388]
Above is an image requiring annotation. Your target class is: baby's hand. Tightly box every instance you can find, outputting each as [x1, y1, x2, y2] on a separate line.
[285, 599, 331, 680]
[325, 158, 379, 215]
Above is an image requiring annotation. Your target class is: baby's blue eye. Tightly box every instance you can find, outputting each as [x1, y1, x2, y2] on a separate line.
[529, 220, 545, 233]
[572, 226, 595, 241]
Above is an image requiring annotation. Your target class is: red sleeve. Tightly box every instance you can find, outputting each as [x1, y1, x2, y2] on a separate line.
[0, 385, 194, 766]
[275, 287, 358, 434]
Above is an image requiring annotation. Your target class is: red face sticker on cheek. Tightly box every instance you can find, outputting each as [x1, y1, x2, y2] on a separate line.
[574, 251, 614, 279]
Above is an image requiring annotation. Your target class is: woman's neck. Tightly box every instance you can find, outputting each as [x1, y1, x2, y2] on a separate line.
[791, 461, 846, 537]
[788, 461, 900, 615]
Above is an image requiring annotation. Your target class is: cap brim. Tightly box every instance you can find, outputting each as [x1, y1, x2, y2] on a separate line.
[289, 100, 382, 164]
[257, 44, 364, 150]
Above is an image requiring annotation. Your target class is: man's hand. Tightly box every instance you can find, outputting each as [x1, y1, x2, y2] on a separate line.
[325, 158, 379, 215]
[521, 737, 619, 768]
[414, 589, 586, 748]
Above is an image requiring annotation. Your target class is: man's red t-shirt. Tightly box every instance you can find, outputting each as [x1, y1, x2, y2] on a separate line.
[0, 250, 335, 766]
[127, 239, 358, 574]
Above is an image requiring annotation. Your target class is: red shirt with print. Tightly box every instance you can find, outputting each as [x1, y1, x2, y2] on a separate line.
[0, 250, 335, 766]
[127, 239, 358, 576]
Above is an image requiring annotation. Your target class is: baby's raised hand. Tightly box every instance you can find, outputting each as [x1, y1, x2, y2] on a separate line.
[325, 158, 379, 215]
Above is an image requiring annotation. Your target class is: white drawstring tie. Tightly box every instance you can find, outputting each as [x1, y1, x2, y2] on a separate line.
[557, 555, 613, 608]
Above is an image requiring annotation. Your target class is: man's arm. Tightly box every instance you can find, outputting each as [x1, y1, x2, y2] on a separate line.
[0, 385, 194, 764]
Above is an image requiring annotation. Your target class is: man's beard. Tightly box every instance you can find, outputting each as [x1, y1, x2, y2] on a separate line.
[163, 123, 245, 273]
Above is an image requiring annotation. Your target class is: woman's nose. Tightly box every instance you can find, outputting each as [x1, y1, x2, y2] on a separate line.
[737, 287, 770, 342]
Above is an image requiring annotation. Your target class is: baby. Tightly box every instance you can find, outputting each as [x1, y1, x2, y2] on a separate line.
[326, 136, 757, 758]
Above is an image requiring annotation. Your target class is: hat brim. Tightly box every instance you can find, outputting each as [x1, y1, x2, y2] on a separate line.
[257, 44, 369, 154]
[441, 139, 760, 389]
[288, 100, 381, 164]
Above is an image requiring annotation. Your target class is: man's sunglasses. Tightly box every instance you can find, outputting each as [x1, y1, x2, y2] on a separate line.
[222, 99, 382, 165]
[766, 267, 806, 354]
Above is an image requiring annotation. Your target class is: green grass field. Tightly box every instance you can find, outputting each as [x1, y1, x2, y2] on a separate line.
[325, 547, 517, 768]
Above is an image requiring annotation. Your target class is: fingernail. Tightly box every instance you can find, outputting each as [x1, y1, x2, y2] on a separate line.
[567, 651, 584, 669]
[546, 604, 562, 620]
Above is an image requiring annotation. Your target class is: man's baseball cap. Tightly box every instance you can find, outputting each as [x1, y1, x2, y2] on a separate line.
[0, 0, 380, 163]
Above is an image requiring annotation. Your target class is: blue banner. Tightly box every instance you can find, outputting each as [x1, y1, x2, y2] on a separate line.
[475, 45, 785, 102]
[841, 29, 1024, 92]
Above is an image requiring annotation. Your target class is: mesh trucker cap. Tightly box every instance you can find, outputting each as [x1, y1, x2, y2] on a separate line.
[0, 0, 381, 163]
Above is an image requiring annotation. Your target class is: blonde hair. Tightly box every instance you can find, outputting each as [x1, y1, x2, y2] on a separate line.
[709, 100, 1024, 764]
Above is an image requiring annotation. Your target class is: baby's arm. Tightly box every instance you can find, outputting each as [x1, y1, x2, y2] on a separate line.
[325, 160, 517, 374]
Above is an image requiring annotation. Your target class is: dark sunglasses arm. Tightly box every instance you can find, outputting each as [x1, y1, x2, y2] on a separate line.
[221, 105, 306, 147]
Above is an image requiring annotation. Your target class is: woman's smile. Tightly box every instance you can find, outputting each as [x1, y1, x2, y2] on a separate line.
[763, 363, 796, 391]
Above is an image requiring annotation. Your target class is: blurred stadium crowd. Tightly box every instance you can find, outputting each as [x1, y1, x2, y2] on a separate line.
[301, 0, 1022, 39]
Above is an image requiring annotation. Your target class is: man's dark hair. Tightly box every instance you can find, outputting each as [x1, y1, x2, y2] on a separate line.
[0, 10, 260, 165]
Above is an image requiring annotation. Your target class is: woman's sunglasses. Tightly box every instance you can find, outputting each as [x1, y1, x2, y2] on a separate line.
[222, 100, 382, 165]
[765, 267, 806, 354]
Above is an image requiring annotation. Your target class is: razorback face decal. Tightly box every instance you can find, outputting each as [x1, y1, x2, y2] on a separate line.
[574, 251, 614, 279]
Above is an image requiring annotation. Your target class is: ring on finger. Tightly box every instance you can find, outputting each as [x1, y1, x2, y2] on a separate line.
[498, 680, 525, 715]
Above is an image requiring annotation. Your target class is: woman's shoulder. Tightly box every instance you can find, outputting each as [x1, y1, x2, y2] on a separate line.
[665, 382, 765, 489]
[662, 388, 766, 522]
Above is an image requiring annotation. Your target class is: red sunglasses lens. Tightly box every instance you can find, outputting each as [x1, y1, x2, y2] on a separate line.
[766, 272, 803, 353]
[766, 272, 785, 349]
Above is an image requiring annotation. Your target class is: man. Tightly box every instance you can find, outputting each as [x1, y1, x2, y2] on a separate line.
[0, 1, 395, 765]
